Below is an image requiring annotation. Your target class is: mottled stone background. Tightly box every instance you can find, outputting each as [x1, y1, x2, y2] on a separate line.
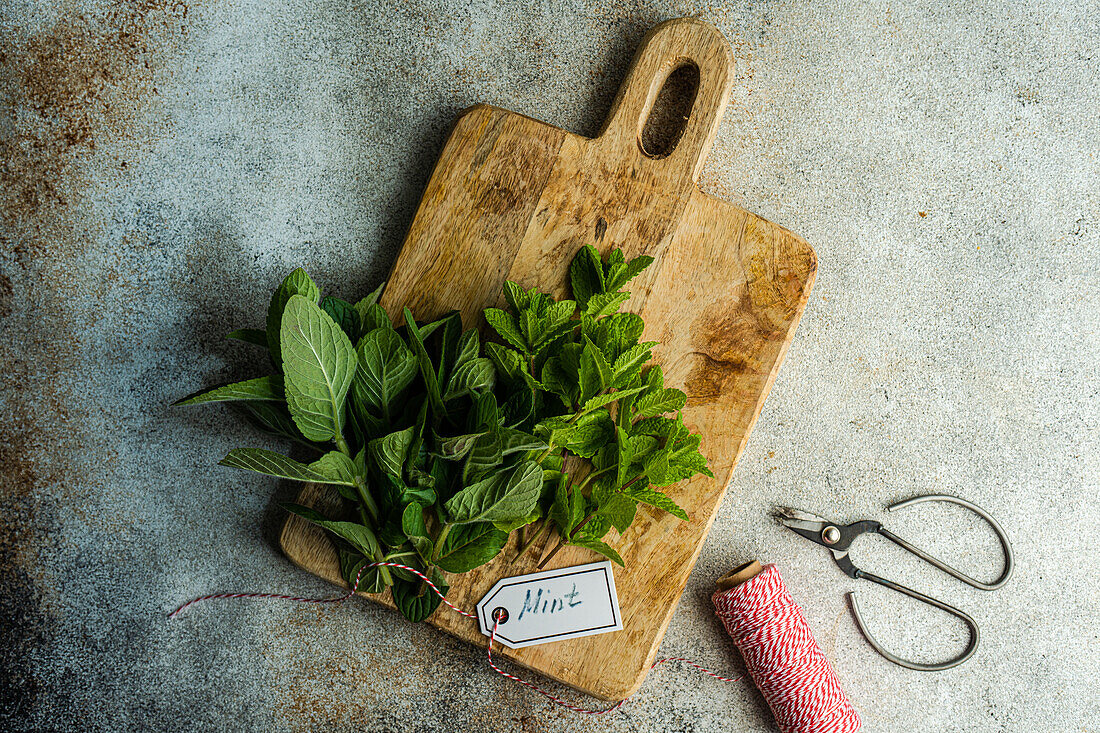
[1, 0, 1097, 731]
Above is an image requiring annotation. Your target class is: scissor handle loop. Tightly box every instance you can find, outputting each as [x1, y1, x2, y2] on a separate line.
[884, 494, 1014, 590]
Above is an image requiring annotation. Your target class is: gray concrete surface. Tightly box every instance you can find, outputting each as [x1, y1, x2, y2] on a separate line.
[2, 0, 1097, 730]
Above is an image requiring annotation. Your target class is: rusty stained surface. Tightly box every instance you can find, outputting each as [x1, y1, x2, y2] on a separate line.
[2, 0, 1099, 731]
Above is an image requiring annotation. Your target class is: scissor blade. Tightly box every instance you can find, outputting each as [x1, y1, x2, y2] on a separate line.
[773, 506, 829, 530]
[773, 506, 833, 546]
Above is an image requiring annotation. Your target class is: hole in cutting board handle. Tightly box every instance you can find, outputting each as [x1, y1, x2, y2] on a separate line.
[639, 61, 700, 159]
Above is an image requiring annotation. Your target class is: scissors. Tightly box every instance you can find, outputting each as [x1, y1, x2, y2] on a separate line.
[775, 494, 1014, 671]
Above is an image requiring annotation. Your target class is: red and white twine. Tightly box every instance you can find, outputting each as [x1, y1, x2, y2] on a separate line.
[714, 564, 861, 733]
[170, 561, 859, 729]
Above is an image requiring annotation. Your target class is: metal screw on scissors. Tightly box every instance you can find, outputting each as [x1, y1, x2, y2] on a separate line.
[775, 494, 1014, 671]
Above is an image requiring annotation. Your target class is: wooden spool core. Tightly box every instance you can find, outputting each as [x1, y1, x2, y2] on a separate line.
[715, 561, 764, 591]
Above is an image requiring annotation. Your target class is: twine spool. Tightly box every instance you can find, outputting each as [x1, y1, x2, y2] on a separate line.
[713, 562, 861, 733]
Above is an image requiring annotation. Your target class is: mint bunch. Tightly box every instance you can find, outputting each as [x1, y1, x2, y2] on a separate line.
[178, 245, 710, 623]
[483, 245, 713, 567]
[178, 271, 546, 622]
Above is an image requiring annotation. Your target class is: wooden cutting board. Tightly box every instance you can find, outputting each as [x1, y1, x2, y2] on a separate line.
[281, 17, 816, 701]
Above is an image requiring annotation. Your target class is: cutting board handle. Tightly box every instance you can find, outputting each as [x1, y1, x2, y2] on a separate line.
[598, 18, 735, 183]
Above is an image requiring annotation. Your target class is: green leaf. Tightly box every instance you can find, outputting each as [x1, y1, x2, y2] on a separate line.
[392, 570, 449, 623]
[354, 282, 386, 311]
[500, 383, 535, 428]
[462, 429, 503, 485]
[454, 329, 480, 371]
[321, 296, 360, 341]
[443, 357, 495, 401]
[636, 387, 687, 418]
[369, 426, 415, 478]
[484, 308, 528, 353]
[569, 245, 604, 308]
[402, 308, 445, 415]
[280, 294, 357, 442]
[227, 328, 268, 347]
[401, 502, 433, 564]
[583, 337, 612, 391]
[312, 450, 359, 485]
[584, 291, 630, 317]
[549, 475, 583, 535]
[569, 536, 624, 566]
[238, 401, 310, 445]
[596, 489, 636, 534]
[548, 410, 614, 458]
[499, 427, 547, 455]
[353, 327, 417, 418]
[612, 343, 653, 387]
[630, 416, 677, 438]
[267, 268, 320, 366]
[174, 375, 283, 406]
[220, 447, 356, 486]
[605, 254, 654, 292]
[615, 426, 634, 487]
[643, 448, 670, 485]
[620, 484, 689, 521]
[485, 341, 526, 385]
[445, 460, 542, 525]
[502, 281, 530, 312]
[433, 430, 485, 460]
[434, 523, 508, 573]
[282, 502, 381, 558]
[580, 385, 646, 414]
[493, 510, 540, 534]
[340, 550, 385, 594]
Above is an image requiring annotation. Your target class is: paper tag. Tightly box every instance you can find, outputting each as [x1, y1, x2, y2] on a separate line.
[476, 560, 623, 649]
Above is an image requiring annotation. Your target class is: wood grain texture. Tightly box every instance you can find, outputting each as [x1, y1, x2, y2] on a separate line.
[280, 18, 816, 701]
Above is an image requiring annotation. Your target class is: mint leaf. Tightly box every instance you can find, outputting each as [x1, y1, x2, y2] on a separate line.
[369, 425, 415, 478]
[595, 487, 636, 534]
[283, 502, 382, 558]
[392, 569, 449, 623]
[339, 549, 386, 594]
[612, 343, 653, 387]
[402, 308, 444, 415]
[321, 296, 360, 341]
[636, 387, 687, 418]
[227, 328, 268, 347]
[353, 327, 417, 419]
[569, 244, 604, 308]
[221, 447, 341, 483]
[503, 280, 531, 312]
[493, 510, 540, 534]
[280, 294, 357, 442]
[580, 385, 646, 414]
[267, 268, 320, 366]
[584, 291, 630, 317]
[354, 282, 385, 312]
[548, 410, 614, 457]
[239, 401, 309, 445]
[569, 536, 624, 566]
[311, 450, 359, 485]
[443, 357, 495, 401]
[445, 460, 542, 525]
[174, 375, 283, 406]
[434, 523, 508, 573]
[499, 427, 547, 455]
[620, 484, 689, 521]
[484, 308, 528, 353]
[485, 341, 526, 385]
[401, 502, 433, 564]
[549, 474, 583, 535]
[605, 254, 654, 292]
